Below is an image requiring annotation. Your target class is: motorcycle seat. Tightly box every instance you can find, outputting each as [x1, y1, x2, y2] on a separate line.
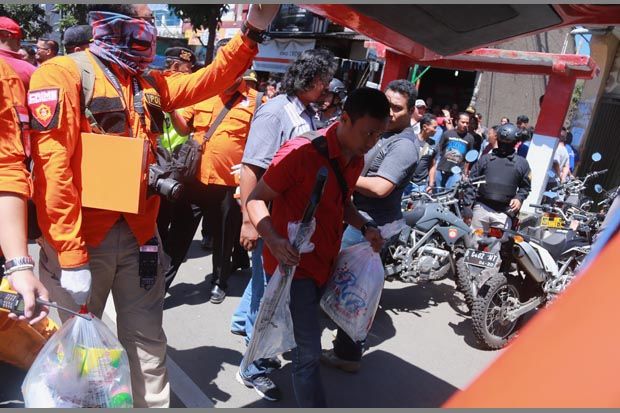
[540, 231, 588, 260]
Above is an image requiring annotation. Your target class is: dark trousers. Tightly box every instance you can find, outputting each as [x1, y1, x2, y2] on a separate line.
[192, 182, 242, 290]
[157, 195, 202, 291]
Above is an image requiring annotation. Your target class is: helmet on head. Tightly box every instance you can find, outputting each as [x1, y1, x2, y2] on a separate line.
[328, 78, 347, 101]
[496, 123, 522, 144]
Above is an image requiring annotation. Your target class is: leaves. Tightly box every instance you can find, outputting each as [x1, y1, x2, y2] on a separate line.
[55, 4, 89, 32]
[0, 4, 51, 40]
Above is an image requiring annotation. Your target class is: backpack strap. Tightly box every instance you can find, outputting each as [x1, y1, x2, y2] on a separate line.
[201, 91, 243, 148]
[300, 131, 349, 204]
[68, 51, 102, 133]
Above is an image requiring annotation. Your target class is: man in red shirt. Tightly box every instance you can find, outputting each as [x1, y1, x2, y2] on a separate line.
[245, 87, 388, 407]
[0, 17, 35, 88]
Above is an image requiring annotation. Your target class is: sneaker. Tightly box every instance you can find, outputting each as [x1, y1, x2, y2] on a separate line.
[236, 371, 281, 401]
[320, 349, 361, 373]
[262, 356, 282, 370]
[210, 285, 226, 304]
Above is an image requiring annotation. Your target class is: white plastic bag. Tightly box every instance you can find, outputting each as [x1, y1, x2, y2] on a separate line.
[321, 242, 384, 342]
[240, 219, 315, 372]
[21, 314, 133, 408]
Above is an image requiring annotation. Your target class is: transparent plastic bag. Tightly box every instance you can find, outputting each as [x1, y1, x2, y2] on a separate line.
[21, 314, 132, 408]
[240, 220, 315, 372]
[320, 242, 384, 342]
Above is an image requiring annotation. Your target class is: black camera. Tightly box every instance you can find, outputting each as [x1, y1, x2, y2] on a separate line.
[148, 164, 184, 201]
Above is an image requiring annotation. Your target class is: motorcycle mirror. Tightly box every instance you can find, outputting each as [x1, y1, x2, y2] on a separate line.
[543, 191, 558, 199]
[547, 170, 556, 179]
[594, 184, 604, 194]
[451, 166, 462, 175]
[592, 152, 602, 162]
[465, 150, 479, 163]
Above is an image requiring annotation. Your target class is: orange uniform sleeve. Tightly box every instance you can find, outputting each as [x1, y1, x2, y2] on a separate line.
[179, 105, 195, 124]
[158, 33, 258, 111]
[29, 58, 89, 268]
[0, 60, 31, 198]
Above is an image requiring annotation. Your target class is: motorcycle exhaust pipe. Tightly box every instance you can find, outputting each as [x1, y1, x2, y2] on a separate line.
[512, 243, 546, 283]
[419, 245, 450, 258]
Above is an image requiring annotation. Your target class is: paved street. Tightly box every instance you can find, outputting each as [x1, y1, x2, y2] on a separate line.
[3, 231, 502, 407]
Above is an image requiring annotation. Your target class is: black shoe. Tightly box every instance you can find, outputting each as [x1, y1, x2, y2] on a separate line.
[262, 356, 282, 370]
[210, 285, 226, 304]
[201, 236, 213, 251]
[236, 371, 281, 401]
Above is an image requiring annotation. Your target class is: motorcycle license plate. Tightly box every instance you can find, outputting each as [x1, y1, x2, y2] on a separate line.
[464, 249, 499, 268]
[541, 215, 564, 229]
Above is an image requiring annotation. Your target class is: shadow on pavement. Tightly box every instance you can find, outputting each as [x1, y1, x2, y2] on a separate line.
[165, 269, 251, 310]
[167, 345, 243, 405]
[242, 349, 458, 408]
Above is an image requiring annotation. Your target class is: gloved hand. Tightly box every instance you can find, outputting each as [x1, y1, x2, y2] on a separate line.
[246, 4, 281, 31]
[61, 266, 92, 306]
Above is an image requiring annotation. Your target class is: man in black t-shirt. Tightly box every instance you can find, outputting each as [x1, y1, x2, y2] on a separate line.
[430, 112, 475, 190]
[411, 113, 438, 192]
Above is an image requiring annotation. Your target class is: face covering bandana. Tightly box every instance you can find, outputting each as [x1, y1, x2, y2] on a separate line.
[88, 11, 157, 75]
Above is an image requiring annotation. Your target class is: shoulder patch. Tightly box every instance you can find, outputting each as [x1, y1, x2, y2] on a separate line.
[28, 88, 60, 130]
[144, 93, 161, 108]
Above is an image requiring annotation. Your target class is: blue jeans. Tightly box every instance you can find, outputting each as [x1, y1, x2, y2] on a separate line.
[435, 169, 461, 191]
[233, 240, 274, 378]
[403, 182, 427, 197]
[288, 277, 327, 407]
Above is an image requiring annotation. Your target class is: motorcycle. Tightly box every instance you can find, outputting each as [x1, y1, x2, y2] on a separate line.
[383, 154, 482, 284]
[470, 207, 591, 349]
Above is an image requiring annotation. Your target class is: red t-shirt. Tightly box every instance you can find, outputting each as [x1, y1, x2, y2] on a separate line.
[262, 122, 364, 286]
[0, 48, 35, 89]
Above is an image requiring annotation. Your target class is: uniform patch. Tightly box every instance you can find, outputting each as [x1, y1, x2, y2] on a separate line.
[28, 88, 60, 129]
[144, 93, 161, 108]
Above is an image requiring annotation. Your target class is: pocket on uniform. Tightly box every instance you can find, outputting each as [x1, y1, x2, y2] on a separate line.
[89, 97, 127, 134]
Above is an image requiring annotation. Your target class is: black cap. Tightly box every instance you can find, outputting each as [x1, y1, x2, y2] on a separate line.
[63, 25, 92, 48]
[164, 47, 196, 66]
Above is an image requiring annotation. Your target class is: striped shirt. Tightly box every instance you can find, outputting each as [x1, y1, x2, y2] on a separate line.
[242, 93, 316, 170]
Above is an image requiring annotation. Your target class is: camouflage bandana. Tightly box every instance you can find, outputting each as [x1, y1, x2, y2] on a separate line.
[88, 11, 157, 75]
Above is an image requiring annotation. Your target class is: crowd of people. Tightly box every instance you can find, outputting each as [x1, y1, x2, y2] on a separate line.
[0, 3, 587, 408]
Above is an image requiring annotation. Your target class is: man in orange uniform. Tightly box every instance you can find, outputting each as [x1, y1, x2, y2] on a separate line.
[176, 75, 267, 303]
[0, 58, 49, 324]
[28, 4, 280, 407]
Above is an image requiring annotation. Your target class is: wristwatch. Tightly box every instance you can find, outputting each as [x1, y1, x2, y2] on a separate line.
[360, 220, 379, 236]
[241, 21, 268, 44]
[3, 256, 35, 274]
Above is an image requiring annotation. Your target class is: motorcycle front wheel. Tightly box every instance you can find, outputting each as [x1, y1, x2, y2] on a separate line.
[471, 273, 521, 350]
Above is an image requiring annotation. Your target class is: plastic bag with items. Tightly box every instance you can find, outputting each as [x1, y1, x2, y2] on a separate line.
[21, 314, 132, 408]
[321, 241, 385, 342]
[239, 219, 315, 372]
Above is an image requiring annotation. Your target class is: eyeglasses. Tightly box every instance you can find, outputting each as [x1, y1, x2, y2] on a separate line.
[36, 46, 50, 51]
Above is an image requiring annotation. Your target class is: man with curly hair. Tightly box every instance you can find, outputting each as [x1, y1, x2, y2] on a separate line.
[232, 48, 337, 401]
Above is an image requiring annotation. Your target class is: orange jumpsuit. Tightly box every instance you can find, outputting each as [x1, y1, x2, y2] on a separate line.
[28, 33, 257, 269]
[0, 57, 31, 198]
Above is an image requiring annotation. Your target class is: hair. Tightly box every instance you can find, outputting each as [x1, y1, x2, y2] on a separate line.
[517, 115, 529, 124]
[266, 79, 277, 88]
[38, 38, 59, 55]
[86, 4, 136, 15]
[457, 112, 470, 121]
[501, 117, 510, 123]
[343, 87, 390, 123]
[491, 124, 500, 134]
[385, 79, 418, 110]
[281, 49, 337, 95]
[565, 131, 573, 145]
[420, 113, 437, 128]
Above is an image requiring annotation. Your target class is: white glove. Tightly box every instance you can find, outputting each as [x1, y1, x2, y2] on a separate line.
[246, 4, 281, 31]
[61, 266, 92, 305]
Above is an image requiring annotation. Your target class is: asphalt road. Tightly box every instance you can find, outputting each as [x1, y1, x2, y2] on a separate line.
[2, 231, 502, 408]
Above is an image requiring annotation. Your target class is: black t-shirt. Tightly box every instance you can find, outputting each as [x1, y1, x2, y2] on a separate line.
[437, 129, 475, 173]
[411, 135, 436, 184]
